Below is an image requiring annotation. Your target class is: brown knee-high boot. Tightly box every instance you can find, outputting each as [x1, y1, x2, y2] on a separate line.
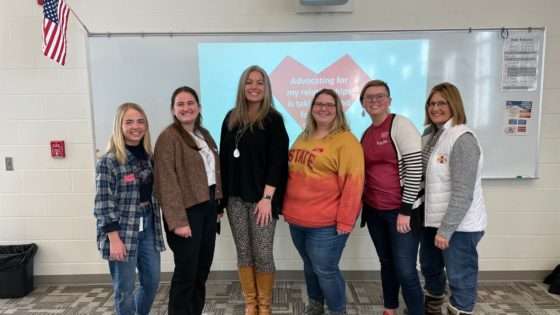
[239, 266, 258, 315]
[255, 272, 274, 315]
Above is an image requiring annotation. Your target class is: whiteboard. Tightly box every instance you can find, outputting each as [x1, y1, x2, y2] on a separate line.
[87, 29, 545, 179]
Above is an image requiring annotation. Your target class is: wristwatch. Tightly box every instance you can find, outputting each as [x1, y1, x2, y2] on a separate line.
[263, 194, 272, 200]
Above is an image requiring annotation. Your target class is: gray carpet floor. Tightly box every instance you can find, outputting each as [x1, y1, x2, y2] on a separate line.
[1, 280, 559, 314]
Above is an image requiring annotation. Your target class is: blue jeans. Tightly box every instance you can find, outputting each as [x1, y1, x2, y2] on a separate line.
[109, 208, 161, 315]
[365, 208, 423, 315]
[420, 227, 484, 313]
[289, 224, 349, 313]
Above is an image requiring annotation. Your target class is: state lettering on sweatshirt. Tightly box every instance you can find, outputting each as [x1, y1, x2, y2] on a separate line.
[288, 148, 318, 168]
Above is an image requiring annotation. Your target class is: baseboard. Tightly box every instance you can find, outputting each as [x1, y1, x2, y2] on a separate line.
[477, 270, 548, 281]
[35, 270, 548, 285]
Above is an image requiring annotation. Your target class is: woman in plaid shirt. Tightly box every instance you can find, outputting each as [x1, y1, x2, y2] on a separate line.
[94, 103, 165, 315]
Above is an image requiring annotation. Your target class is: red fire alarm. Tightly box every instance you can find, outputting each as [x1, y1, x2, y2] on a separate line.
[50, 140, 66, 158]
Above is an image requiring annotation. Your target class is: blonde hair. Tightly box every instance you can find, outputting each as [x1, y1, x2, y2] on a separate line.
[302, 88, 350, 139]
[227, 65, 277, 130]
[424, 82, 467, 129]
[106, 102, 152, 165]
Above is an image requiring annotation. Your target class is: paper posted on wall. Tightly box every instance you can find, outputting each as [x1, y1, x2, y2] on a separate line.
[501, 35, 540, 91]
[504, 100, 532, 136]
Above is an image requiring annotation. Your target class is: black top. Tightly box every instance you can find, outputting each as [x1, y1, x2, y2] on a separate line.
[219, 109, 289, 217]
[125, 144, 153, 204]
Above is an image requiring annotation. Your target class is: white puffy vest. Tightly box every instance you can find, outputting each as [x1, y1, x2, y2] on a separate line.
[424, 122, 487, 231]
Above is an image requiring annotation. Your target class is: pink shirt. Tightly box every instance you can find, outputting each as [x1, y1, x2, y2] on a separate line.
[362, 114, 402, 210]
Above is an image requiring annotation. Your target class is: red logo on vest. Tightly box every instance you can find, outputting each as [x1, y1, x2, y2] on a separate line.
[436, 154, 448, 164]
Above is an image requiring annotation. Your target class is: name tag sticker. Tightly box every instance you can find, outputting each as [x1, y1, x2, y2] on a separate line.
[123, 173, 136, 183]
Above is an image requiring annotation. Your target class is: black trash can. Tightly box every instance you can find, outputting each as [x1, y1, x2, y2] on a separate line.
[0, 243, 38, 298]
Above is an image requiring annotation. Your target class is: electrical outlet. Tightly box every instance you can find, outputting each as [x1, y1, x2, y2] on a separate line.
[5, 157, 14, 171]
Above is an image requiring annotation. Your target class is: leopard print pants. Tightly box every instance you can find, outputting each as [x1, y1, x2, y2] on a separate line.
[227, 197, 276, 272]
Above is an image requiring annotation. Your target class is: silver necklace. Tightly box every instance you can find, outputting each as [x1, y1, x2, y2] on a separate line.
[233, 126, 248, 158]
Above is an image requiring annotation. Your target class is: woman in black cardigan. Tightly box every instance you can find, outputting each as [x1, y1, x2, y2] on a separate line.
[220, 65, 289, 315]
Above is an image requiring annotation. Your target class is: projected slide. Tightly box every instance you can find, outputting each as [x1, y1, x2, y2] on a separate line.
[199, 40, 428, 144]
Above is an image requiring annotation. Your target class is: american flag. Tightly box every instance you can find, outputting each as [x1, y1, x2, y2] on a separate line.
[42, 0, 70, 65]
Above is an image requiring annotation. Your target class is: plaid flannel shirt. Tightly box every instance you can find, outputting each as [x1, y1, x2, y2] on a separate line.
[94, 151, 165, 261]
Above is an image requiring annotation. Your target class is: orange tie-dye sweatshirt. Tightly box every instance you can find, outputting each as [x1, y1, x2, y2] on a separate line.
[283, 130, 365, 233]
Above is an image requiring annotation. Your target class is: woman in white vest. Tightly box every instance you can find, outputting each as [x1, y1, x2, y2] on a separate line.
[420, 82, 487, 315]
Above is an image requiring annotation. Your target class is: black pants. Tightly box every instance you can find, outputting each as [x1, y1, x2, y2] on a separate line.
[165, 189, 218, 315]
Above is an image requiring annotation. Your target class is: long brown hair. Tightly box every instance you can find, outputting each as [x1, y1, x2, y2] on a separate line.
[106, 102, 152, 165]
[227, 65, 277, 130]
[171, 86, 203, 150]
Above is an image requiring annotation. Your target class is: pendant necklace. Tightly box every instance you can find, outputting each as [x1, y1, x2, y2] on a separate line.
[233, 126, 248, 159]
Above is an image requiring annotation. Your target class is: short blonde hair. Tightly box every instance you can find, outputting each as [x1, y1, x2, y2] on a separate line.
[302, 88, 350, 138]
[425, 82, 467, 128]
[106, 102, 152, 165]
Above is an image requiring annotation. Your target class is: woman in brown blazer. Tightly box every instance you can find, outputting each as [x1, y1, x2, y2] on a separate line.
[154, 86, 222, 315]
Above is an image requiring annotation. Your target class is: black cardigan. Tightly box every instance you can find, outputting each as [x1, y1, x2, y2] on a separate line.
[219, 109, 289, 217]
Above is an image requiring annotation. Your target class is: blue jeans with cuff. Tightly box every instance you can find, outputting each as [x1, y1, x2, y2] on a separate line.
[420, 227, 483, 313]
[289, 224, 349, 314]
[108, 206, 161, 315]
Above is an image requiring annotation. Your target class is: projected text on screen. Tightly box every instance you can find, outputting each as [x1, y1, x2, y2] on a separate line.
[199, 39, 429, 144]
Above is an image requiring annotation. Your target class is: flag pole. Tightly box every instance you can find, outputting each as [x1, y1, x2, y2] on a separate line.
[67, 4, 90, 35]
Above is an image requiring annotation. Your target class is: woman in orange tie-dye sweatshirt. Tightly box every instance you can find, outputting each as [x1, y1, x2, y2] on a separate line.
[283, 88, 364, 315]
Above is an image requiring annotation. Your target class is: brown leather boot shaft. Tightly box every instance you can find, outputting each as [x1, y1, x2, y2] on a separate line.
[255, 272, 274, 315]
[239, 266, 258, 315]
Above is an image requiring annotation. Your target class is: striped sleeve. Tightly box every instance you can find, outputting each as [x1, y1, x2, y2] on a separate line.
[393, 116, 422, 215]
[398, 151, 423, 212]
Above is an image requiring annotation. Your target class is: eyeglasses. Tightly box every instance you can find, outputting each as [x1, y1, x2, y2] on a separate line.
[364, 94, 388, 103]
[313, 102, 337, 109]
[428, 101, 449, 108]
